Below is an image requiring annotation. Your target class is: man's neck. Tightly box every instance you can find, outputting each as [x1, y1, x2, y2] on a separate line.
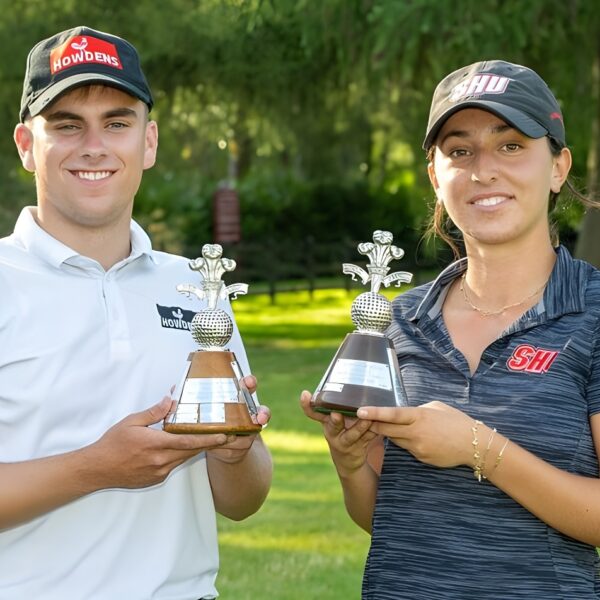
[32, 208, 132, 270]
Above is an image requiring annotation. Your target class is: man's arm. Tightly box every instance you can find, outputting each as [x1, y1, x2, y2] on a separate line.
[207, 430, 273, 521]
[0, 397, 234, 530]
[204, 374, 273, 520]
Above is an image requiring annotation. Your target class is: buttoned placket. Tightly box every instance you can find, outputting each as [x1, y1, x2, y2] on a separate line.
[62, 255, 134, 360]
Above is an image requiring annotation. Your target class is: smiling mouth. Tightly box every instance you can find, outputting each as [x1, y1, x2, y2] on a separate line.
[73, 171, 113, 181]
[473, 196, 509, 207]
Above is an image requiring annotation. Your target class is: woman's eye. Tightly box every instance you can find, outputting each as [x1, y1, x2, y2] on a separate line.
[449, 148, 470, 158]
[503, 143, 521, 152]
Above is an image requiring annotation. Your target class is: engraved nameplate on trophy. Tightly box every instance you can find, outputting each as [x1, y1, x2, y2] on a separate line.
[312, 230, 413, 416]
[163, 244, 261, 435]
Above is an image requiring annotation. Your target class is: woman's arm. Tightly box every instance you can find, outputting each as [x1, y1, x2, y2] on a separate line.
[301, 391, 381, 532]
[360, 403, 600, 546]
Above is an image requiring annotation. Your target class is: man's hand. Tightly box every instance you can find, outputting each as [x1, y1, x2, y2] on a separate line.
[207, 374, 271, 465]
[85, 396, 232, 490]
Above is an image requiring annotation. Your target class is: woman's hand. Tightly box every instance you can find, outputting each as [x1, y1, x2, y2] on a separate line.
[300, 390, 380, 477]
[357, 401, 476, 469]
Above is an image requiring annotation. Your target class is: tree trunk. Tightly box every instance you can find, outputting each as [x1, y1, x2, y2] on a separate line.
[574, 46, 600, 265]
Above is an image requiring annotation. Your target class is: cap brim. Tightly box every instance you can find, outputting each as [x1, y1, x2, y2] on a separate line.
[423, 100, 548, 150]
[24, 73, 152, 120]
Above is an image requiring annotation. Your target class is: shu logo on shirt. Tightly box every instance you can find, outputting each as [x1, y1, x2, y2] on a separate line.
[506, 344, 559, 374]
[156, 304, 196, 331]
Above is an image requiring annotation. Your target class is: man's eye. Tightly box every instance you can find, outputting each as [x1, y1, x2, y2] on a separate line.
[503, 143, 521, 152]
[57, 123, 80, 131]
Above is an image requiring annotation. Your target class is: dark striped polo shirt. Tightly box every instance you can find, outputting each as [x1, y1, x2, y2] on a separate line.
[363, 245, 600, 599]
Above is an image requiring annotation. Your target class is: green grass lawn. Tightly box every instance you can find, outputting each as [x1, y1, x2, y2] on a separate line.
[215, 288, 398, 599]
[216, 285, 600, 597]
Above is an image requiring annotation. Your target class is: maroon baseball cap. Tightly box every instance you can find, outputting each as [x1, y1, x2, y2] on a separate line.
[423, 60, 565, 151]
[20, 26, 153, 121]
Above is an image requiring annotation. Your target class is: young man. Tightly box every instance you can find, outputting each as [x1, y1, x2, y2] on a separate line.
[0, 26, 272, 599]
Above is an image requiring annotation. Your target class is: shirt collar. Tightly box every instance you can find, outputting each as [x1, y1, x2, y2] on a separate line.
[409, 256, 467, 321]
[408, 245, 586, 322]
[11, 207, 157, 269]
[543, 245, 587, 318]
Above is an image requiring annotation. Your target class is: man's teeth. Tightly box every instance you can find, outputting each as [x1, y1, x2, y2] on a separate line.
[77, 171, 111, 181]
[475, 196, 505, 206]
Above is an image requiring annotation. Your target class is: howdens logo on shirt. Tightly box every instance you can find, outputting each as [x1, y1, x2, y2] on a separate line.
[156, 305, 196, 331]
[506, 344, 559, 374]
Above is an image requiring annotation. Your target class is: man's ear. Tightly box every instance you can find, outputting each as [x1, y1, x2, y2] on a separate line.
[143, 120, 158, 170]
[14, 123, 36, 173]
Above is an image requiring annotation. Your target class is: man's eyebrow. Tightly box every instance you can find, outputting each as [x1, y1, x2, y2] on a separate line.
[44, 107, 139, 122]
[102, 107, 139, 120]
[45, 110, 83, 122]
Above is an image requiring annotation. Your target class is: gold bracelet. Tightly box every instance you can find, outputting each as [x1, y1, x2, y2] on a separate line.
[481, 427, 497, 480]
[471, 420, 483, 482]
[490, 438, 510, 474]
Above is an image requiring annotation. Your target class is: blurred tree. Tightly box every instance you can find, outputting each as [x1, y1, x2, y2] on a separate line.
[0, 0, 599, 264]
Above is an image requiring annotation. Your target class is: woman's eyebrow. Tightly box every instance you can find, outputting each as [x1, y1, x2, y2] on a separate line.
[439, 122, 516, 146]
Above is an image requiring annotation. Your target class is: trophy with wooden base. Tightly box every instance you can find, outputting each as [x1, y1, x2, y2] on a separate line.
[163, 244, 261, 435]
[312, 230, 413, 416]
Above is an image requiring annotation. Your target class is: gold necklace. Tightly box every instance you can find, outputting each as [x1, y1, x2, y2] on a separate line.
[459, 273, 547, 317]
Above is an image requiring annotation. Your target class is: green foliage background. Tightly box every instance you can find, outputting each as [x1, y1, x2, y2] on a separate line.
[0, 0, 598, 260]
[1, 4, 599, 596]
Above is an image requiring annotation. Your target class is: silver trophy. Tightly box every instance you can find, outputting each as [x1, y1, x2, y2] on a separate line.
[163, 244, 261, 435]
[312, 230, 413, 415]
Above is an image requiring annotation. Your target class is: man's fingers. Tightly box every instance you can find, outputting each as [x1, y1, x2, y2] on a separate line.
[243, 374, 257, 394]
[255, 405, 271, 426]
[162, 431, 230, 451]
[123, 396, 173, 427]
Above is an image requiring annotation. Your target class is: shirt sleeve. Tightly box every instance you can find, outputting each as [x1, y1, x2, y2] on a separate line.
[586, 313, 600, 416]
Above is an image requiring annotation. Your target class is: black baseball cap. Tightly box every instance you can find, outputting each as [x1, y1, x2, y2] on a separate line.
[423, 60, 565, 151]
[20, 26, 153, 121]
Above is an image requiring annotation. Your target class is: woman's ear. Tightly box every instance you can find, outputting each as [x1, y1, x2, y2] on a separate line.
[14, 123, 36, 173]
[551, 147, 572, 194]
[428, 160, 443, 202]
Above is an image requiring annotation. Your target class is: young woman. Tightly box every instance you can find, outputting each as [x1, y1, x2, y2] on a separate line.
[302, 60, 600, 598]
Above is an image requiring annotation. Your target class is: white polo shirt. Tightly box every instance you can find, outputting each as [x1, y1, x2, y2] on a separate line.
[0, 207, 250, 599]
